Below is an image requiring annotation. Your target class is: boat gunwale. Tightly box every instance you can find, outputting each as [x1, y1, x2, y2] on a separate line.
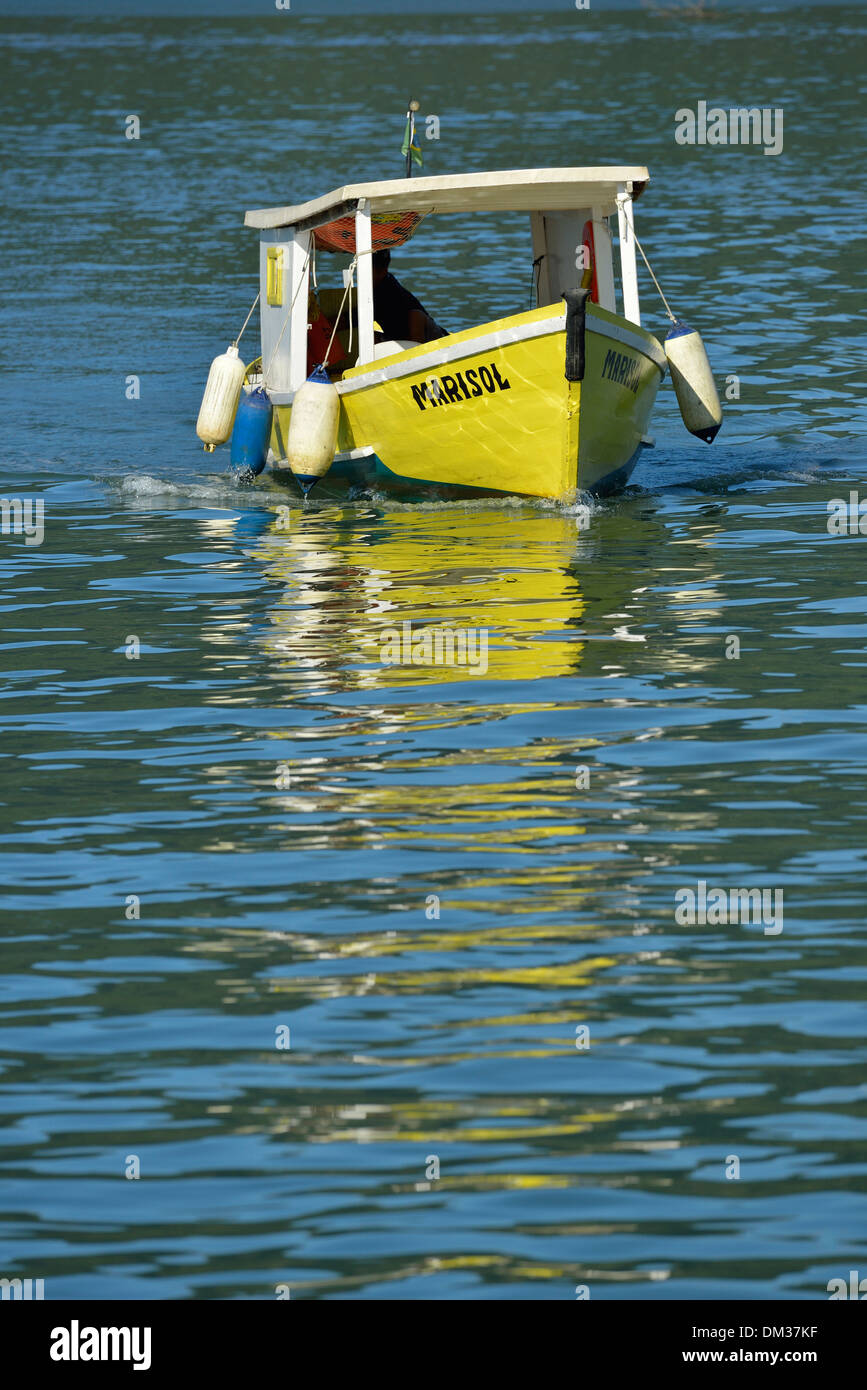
[262, 303, 665, 404]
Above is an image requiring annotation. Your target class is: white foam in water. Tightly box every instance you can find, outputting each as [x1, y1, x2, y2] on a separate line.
[110, 471, 607, 522]
[113, 473, 250, 504]
[342, 488, 600, 516]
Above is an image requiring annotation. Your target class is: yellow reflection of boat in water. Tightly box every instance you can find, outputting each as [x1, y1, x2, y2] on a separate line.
[248, 503, 588, 692]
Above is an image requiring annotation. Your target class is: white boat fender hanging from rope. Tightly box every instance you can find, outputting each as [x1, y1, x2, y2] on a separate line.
[285, 365, 341, 495]
[196, 343, 247, 452]
[625, 220, 723, 446]
[664, 320, 723, 444]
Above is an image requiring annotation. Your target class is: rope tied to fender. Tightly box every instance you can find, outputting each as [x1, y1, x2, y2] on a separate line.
[263, 241, 374, 385]
[617, 196, 677, 323]
[319, 256, 358, 369]
[234, 292, 260, 349]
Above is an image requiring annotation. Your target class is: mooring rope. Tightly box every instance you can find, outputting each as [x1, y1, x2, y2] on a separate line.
[626, 218, 678, 323]
[320, 256, 358, 368]
[234, 292, 260, 348]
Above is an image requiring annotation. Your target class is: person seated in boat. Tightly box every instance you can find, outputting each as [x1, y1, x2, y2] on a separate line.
[371, 249, 447, 343]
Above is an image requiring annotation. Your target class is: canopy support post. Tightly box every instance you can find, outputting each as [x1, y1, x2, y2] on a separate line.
[288, 229, 312, 392]
[616, 187, 641, 326]
[355, 199, 374, 365]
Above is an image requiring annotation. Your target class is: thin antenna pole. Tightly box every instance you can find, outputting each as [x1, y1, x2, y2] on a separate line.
[404, 99, 420, 178]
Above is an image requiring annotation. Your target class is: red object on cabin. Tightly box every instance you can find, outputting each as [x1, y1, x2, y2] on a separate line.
[307, 309, 345, 375]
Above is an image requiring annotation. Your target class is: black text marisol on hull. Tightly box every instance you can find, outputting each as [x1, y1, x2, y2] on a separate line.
[411, 363, 512, 410]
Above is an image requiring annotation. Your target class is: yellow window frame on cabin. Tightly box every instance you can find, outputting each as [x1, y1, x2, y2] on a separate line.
[266, 247, 284, 306]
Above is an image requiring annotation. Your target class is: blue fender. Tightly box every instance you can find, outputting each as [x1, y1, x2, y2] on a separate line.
[230, 387, 272, 477]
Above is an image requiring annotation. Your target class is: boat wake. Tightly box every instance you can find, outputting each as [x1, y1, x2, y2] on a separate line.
[108, 471, 605, 519]
[111, 472, 256, 506]
[357, 488, 601, 517]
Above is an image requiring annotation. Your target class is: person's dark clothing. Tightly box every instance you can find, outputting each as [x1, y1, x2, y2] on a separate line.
[373, 272, 446, 342]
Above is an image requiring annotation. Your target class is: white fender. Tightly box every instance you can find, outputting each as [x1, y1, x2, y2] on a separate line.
[665, 321, 722, 443]
[286, 367, 340, 490]
[196, 344, 246, 451]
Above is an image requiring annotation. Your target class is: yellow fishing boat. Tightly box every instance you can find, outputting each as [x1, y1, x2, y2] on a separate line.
[198, 166, 722, 499]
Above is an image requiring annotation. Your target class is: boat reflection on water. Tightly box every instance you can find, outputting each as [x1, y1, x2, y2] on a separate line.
[244, 502, 588, 695]
[216, 499, 618, 926]
[181, 498, 736, 1274]
[214, 496, 690, 904]
[228, 492, 727, 691]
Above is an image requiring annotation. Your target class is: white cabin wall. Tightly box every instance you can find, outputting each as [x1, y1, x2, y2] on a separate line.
[259, 227, 312, 395]
[529, 210, 616, 314]
[544, 211, 588, 306]
[530, 213, 551, 306]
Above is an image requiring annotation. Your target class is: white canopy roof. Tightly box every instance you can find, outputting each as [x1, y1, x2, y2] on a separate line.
[244, 166, 649, 231]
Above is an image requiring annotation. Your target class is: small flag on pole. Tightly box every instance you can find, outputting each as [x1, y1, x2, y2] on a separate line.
[402, 100, 422, 175]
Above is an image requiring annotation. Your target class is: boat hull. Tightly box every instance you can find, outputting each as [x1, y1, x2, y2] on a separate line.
[268, 300, 664, 500]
